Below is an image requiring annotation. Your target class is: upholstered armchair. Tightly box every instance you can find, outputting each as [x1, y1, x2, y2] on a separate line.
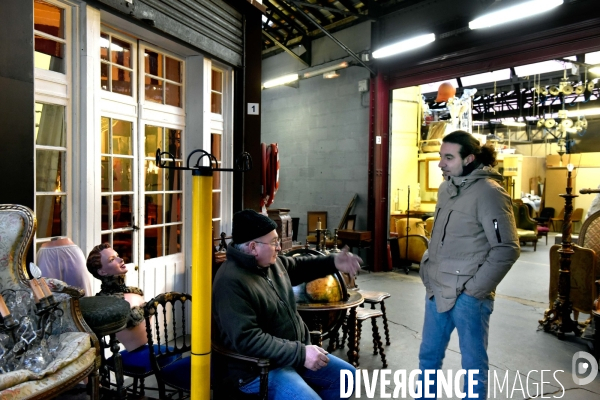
[0, 205, 100, 399]
[513, 203, 538, 251]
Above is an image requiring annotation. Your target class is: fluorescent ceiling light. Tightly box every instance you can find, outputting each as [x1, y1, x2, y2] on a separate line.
[585, 51, 600, 65]
[503, 121, 526, 127]
[590, 66, 600, 74]
[372, 33, 435, 59]
[469, 0, 564, 30]
[323, 71, 340, 79]
[568, 108, 600, 117]
[302, 62, 348, 79]
[461, 69, 511, 86]
[514, 57, 575, 77]
[263, 74, 299, 89]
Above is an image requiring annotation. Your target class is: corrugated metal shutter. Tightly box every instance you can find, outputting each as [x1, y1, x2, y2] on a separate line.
[98, 0, 243, 66]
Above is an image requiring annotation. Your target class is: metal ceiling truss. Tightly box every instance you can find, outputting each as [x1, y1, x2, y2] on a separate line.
[432, 83, 599, 144]
[261, 0, 381, 72]
[285, 0, 375, 74]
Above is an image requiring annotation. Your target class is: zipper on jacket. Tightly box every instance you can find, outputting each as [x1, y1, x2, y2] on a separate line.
[441, 210, 453, 245]
[493, 219, 502, 243]
[263, 274, 300, 340]
[431, 208, 441, 236]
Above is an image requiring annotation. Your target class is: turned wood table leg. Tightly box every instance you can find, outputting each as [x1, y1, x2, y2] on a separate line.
[346, 306, 359, 367]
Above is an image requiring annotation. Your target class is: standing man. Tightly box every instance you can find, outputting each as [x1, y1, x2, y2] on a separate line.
[418, 131, 520, 398]
[213, 209, 360, 399]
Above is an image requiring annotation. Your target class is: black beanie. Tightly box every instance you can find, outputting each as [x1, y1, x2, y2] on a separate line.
[232, 209, 277, 244]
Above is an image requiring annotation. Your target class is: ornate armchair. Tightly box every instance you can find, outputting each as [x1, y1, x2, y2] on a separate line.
[0, 205, 100, 399]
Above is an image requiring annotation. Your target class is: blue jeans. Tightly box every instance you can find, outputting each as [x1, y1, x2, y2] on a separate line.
[239, 354, 355, 400]
[417, 293, 493, 399]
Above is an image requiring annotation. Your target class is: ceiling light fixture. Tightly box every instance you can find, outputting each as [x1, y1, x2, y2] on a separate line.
[262, 73, 299, 89]
[372, 33, 436, 59]
[567, 107, 600, 117]
[502, 120, 526, 127]
[323, 71, 340, 79]
[469, 0, 564, 30]
[302, 61, 349, 79]
[589, 66, 600, 74]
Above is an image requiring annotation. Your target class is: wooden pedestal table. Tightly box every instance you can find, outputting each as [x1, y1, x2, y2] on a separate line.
[296, 291, 364, 367]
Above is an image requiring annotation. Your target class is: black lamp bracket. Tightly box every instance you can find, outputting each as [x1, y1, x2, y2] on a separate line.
[155, 148, 252, 172]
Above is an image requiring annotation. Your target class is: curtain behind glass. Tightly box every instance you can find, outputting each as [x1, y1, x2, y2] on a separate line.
[36, 103, 66, 237]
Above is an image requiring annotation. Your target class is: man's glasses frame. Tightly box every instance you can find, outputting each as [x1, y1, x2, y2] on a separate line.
[254, 239, 282, 248]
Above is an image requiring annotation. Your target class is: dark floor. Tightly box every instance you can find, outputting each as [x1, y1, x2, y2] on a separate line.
[57, 232, 600, 399]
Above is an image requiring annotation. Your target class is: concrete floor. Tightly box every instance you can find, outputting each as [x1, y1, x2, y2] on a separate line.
[59, 232, 600, 399]
[331, 232, 600, 399]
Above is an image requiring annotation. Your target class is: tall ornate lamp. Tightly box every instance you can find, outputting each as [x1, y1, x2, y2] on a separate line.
[539, 163, 583, 338]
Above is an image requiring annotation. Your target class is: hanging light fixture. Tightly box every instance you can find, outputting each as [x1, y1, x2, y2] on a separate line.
[302, 61, 349, 79]
[262, 73, 299, 89]
[372, 33, 435, 59]
[469, 0, 564, 30]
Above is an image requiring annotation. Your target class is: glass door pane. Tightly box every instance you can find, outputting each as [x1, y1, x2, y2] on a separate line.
[100, 116, 136, 265]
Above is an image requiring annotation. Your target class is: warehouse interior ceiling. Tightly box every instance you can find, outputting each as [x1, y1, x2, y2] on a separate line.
[260, 0, 434, 63]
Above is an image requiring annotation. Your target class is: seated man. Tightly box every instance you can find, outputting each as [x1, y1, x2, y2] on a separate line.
[86, 243, 146, 351]
[213, 209, 360, 400]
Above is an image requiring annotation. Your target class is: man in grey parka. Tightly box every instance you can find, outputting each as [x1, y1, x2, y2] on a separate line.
[417, 130, 520, 399]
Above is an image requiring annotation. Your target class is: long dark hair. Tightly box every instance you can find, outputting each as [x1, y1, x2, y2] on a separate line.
[442, 130, 497, 174]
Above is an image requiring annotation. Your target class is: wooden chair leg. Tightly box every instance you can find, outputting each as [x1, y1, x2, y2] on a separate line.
[87, 368, 100, 400]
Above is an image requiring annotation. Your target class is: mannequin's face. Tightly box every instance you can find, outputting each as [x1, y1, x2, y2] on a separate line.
[439, 142, 474, 178]
[98, 248, 128, 276]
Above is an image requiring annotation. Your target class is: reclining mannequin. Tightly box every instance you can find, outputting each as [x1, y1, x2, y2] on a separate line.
[86, 243, 146, 351]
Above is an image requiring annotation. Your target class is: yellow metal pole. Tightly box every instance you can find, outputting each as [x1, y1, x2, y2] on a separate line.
[191, 167, 213, 400]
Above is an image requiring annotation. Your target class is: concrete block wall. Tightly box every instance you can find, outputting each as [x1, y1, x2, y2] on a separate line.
[261, 23, 371, 244]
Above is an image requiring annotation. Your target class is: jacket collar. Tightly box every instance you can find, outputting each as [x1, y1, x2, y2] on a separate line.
[226, 244, 267, 273]
[445, 166, 503, 198]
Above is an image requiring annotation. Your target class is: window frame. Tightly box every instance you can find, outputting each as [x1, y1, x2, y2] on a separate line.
[33, 0, 77, 253]
[99, 27, 138, 104]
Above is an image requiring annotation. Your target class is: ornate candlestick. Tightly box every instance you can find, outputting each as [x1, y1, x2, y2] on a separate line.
[539, 164, 582, 338]
[329, 229, 341, 253]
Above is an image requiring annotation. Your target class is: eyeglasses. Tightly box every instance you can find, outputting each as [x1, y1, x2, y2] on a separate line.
[254, 239, 281, 248]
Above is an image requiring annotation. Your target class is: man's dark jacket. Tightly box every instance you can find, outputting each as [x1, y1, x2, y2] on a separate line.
[212, 245, 337, 384]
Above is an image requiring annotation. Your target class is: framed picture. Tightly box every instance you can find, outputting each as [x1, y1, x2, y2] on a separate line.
[425, 159, 443, 191]
[307, 211, 327, 234]
[345, 215, 356, 230]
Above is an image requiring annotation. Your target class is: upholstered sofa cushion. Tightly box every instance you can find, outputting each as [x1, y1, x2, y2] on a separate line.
[0, 347, 95, 400]
[0, 332, 93, 392]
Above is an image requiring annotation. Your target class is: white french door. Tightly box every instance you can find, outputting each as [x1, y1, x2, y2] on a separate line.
[97, 30, 186, 297]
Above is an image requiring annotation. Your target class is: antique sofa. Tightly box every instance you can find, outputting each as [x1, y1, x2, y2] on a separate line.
[0, 205, 100, 399]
